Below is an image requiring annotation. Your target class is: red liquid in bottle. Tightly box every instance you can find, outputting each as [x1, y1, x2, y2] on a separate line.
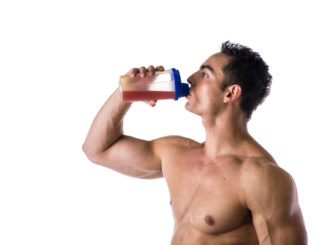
[122, 91, 175, 101]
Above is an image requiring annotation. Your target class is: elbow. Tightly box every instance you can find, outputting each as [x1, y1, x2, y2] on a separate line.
[82, 143, 89, 157]
[82, 143, 89, 156]
[82, 143, 101, 164]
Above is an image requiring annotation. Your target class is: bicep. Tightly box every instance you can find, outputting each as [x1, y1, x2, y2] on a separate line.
[252, 209, 307, 245]
[94, 135, 163, 179]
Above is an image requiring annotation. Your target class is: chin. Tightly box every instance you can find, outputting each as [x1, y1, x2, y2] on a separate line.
[185, 101, 192, 112]
[185, 102, 201, 116]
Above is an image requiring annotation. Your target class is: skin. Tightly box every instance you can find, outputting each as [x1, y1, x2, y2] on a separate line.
[83, 54, 308, 244]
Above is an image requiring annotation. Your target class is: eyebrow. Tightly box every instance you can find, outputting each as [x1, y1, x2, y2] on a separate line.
[200, 64, 215, 74]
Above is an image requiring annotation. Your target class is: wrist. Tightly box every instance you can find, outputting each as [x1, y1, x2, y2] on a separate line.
[114, 87, 132, 109]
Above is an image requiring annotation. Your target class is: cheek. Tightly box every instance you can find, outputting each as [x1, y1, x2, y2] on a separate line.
[196, 84, 216, 103]
[195, 83, 209, 99]
[201, 88, 224, 113]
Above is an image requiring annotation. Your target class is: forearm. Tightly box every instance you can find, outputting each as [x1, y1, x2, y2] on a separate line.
[82, 88, 132, 157]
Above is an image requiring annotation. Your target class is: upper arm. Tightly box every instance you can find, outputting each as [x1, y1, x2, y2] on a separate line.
[243, 163, 307, 245]
[88, 135, 187, 179]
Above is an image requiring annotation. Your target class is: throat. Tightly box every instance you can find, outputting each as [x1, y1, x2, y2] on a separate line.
[202, 111, 249, 158]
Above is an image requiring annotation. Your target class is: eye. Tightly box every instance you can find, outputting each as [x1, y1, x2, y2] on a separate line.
[201, 71, 208, 78]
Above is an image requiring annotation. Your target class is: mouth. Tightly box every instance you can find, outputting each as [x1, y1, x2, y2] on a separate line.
[186, 89, 193, 98]
[187, 89, 194, 97]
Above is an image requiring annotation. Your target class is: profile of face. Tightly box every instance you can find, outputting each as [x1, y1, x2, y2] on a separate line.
[185, 52, 240, 117]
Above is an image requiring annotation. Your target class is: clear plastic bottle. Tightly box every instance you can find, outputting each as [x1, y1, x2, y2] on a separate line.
[119, 68, 189, 101]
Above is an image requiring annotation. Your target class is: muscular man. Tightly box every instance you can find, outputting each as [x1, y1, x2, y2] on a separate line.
[82, 41, 307, 244]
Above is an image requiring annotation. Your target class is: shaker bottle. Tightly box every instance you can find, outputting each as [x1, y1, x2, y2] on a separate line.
[119, 68, 189, 101]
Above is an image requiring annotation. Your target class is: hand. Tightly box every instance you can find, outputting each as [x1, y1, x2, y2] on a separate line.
[127, 65, 165, 107]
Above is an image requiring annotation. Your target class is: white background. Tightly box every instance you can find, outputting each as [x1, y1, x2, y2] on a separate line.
[0, 0, 325, 244]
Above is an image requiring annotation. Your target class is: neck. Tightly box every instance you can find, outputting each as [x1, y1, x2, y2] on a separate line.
[202, 109, 249, 159]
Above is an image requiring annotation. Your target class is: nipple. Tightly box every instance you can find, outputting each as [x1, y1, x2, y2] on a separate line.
[204, 215, 215, 226]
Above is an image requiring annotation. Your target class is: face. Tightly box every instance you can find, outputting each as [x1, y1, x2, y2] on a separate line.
[185, 52, 232, 117]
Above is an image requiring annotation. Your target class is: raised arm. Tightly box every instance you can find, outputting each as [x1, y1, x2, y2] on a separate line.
[242, 162, 307, 245]
[82, 66, 166, 179]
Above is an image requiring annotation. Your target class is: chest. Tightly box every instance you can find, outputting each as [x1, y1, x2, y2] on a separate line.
[163, 151, 250, 235]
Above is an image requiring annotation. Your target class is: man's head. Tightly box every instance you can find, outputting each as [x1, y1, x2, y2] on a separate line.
[220, 41, 272, 120]
[186, 41, 272, 121]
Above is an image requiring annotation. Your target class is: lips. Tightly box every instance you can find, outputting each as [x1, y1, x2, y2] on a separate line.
[187, 90, 193, 98]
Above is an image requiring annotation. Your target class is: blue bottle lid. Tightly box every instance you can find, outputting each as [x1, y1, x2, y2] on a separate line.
[171, 68, 190, 100]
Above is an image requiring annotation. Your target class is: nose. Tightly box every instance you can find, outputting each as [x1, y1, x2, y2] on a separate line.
[187, 74, 195, 86]
[187, 70, 199, 85]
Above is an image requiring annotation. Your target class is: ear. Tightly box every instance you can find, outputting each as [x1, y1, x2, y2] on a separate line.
[223, 84, 242, 103]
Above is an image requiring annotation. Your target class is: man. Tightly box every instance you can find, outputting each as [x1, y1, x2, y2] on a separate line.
[82, 41, 307, 244]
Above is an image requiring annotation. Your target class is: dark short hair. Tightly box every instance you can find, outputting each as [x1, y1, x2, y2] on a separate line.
[220, 41, 272, 120]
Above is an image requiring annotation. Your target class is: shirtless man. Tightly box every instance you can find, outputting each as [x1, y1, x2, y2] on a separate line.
[82, 41, 307, 244]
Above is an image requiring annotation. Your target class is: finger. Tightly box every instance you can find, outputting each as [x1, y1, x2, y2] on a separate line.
[145, 100, 157, 107]
[155, 66, 164, 72]
[148, 65, 155, 76]
[129, 68, 139, 77]
[149, 100, 157, 107]
[139, 66, 147, 78]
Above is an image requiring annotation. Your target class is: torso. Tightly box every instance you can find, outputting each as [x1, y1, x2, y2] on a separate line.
[161, 137, 276, 245]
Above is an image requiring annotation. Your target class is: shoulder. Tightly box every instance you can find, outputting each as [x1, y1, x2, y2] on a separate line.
[240, 158, 298, 214]
[151, 135, 202, 152]
[241, 159, 294, 189]
[150, 135, 202, 162]
[241, 158, 296, 194]
[151, 136, 202, 168]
